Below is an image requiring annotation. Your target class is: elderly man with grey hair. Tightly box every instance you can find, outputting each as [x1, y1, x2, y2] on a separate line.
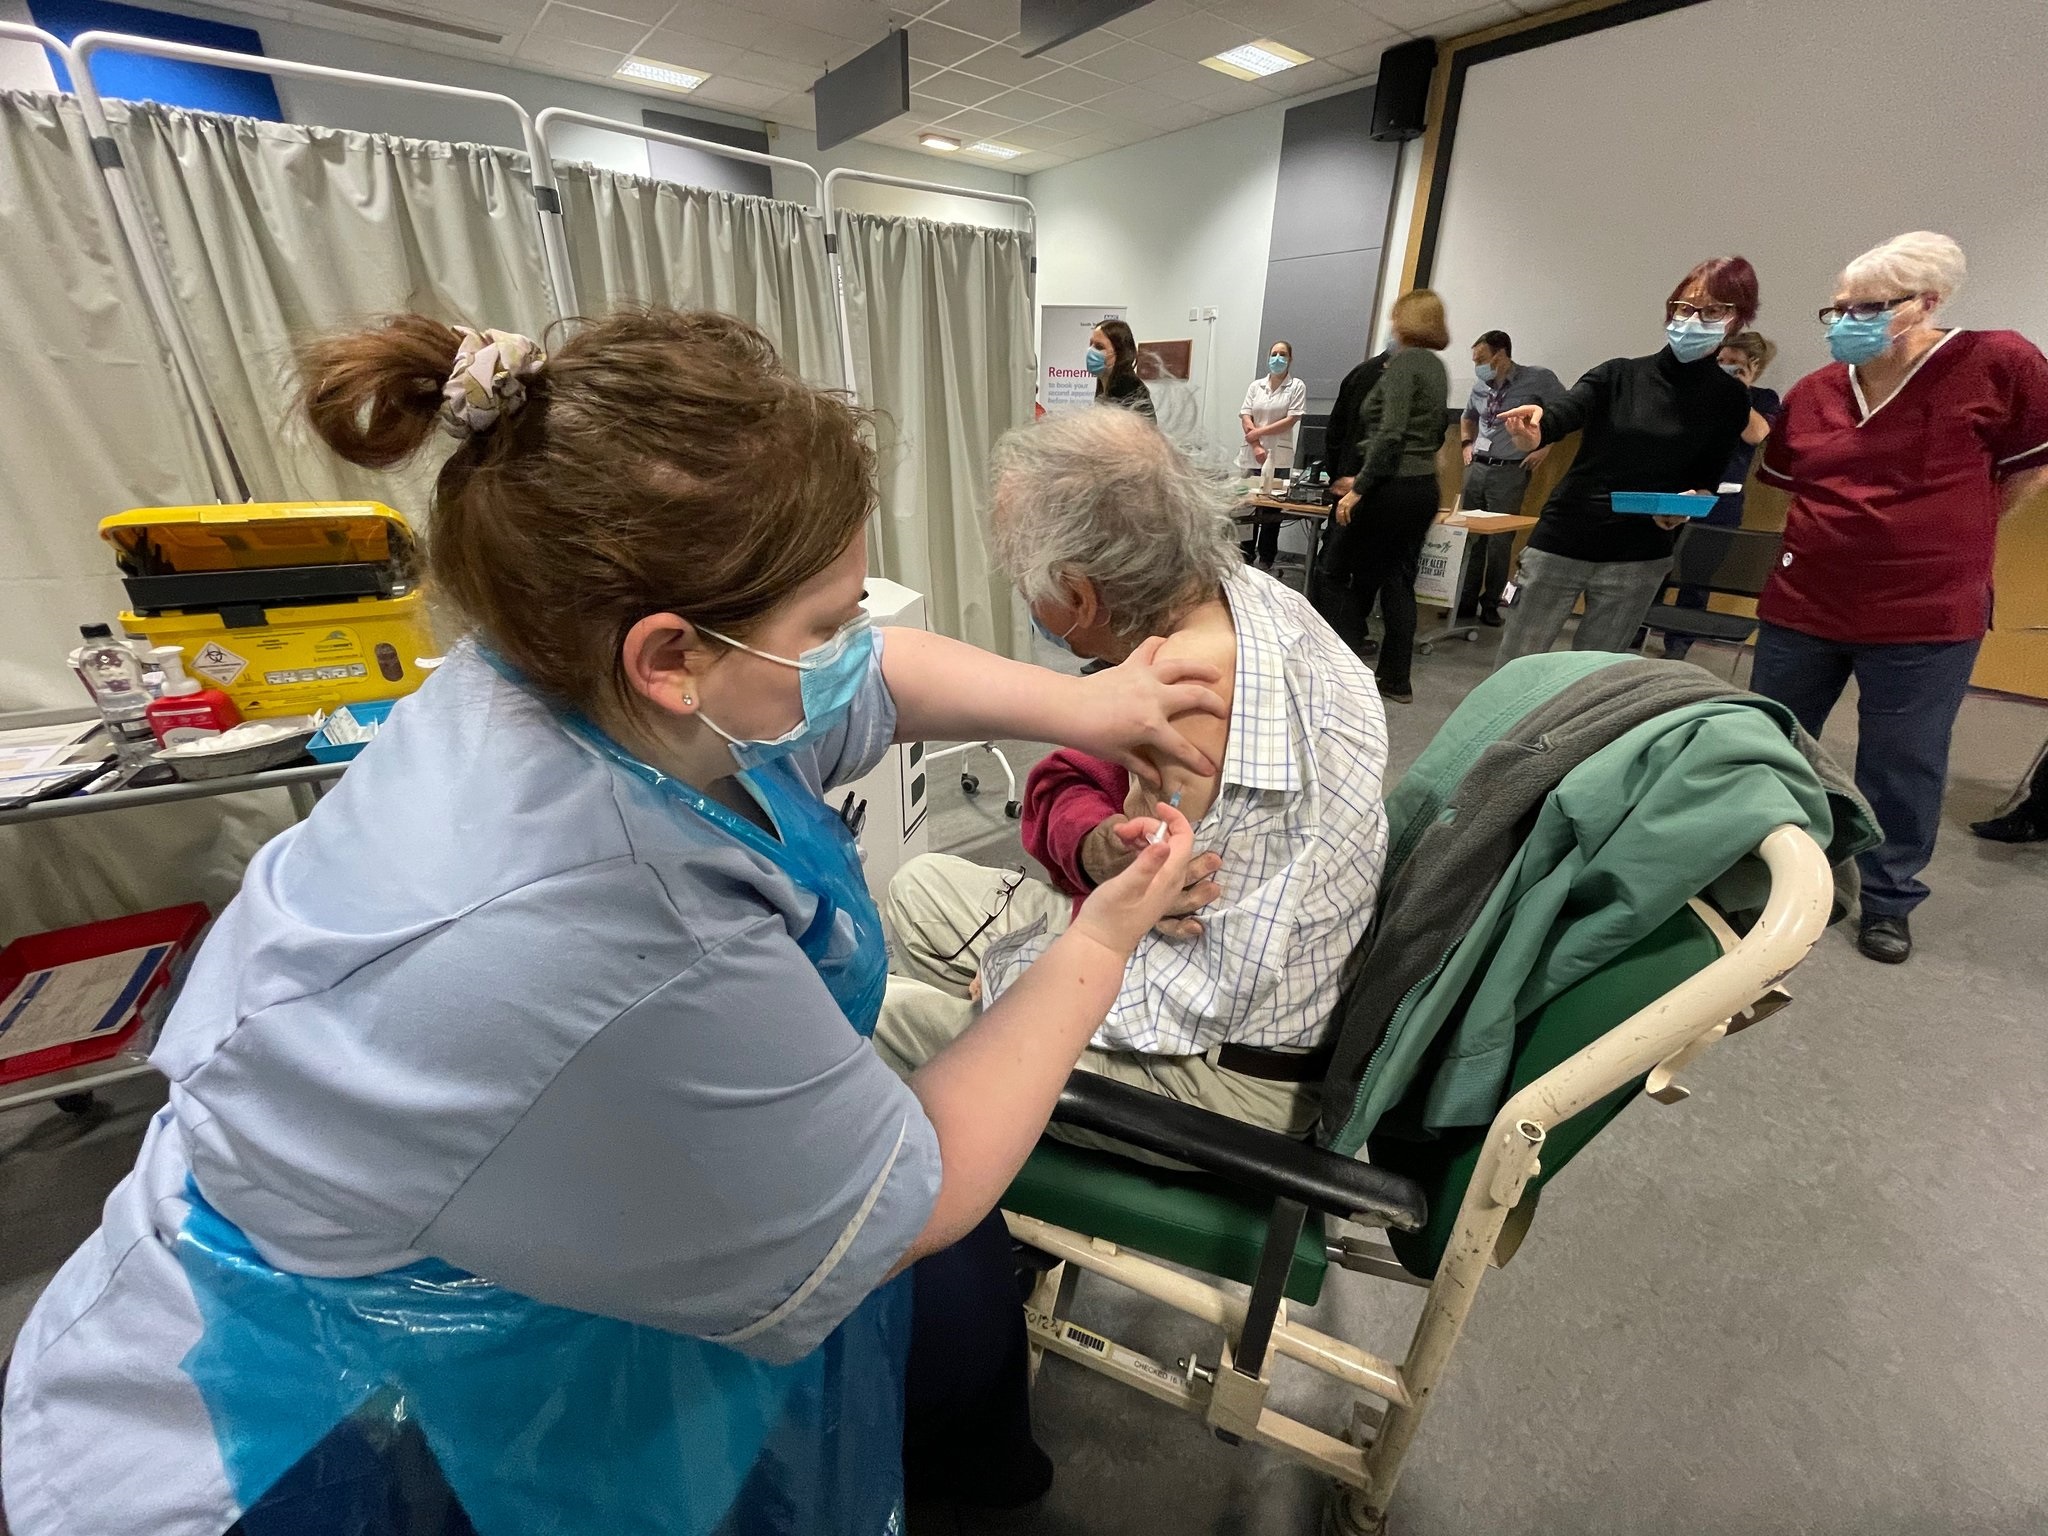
[875, 408, 1390, 1152]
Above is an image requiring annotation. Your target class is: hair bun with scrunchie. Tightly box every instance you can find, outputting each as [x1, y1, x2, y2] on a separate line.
[441, 327, 546, 439]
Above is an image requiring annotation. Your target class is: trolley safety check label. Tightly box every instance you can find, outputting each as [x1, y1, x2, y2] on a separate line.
[191, 641, 248, 686]
[1026, 1311, 1186, 1392]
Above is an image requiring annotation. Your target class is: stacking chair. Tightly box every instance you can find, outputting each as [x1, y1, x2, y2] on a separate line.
[1639, 525, 1783, 681]
[1002, 802, 1832, 1532]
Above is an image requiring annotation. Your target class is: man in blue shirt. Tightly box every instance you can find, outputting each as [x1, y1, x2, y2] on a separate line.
[1459, 330, 1564, 624]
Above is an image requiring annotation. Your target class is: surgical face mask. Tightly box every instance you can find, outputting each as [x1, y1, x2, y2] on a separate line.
[694, 612, 875, 769]
[1827, 312, 1894, 366]
[1665, 316, 1727, 364]
[1085, 346, 1108, 376]
[1719, 362, 1747, 379]
[1031, 612, 1077, 656]
[1267, 353, 1288, 375]
[1474, 361, 1496, 384]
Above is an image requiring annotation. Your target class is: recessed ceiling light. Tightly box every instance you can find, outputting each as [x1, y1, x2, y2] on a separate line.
[1202, 38, 1312, 81]
[919, 131, 962, 151]
[614, 56, 708, 92]
[965, 140, 1022, 159]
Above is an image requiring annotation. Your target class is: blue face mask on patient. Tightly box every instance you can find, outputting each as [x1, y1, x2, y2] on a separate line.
[1031, 613, 1078, 656]
[695, 613, 875, 769]
[1664, 316, 1727, 364]
[1827, 312, 1894, 365]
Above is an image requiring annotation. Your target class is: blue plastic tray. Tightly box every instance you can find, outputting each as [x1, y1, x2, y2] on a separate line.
[1610, 491, 1718, 518]
[307, 698, 397, 763]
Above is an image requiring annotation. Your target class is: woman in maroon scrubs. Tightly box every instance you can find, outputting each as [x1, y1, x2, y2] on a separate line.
[1754, 232, 2048, 964]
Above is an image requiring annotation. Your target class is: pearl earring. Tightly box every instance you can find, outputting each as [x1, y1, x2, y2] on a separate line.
[681, 693, 694, 707]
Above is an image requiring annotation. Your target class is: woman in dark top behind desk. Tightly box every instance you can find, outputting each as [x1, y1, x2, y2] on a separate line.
[1330, 289, 1453, 702]
[1089, 318, 1155, 419]
[1491, 256, 1757, 667]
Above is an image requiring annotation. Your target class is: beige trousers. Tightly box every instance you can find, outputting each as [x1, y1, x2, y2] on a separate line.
[876, 854, 1317, 1164]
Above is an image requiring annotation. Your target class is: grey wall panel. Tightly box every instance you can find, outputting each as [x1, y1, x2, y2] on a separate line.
[643, 109, 773, 198]
[1254, 84, 1401, 418]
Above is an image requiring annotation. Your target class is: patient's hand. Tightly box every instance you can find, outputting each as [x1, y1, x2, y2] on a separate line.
[1082, 814, 1222, 939]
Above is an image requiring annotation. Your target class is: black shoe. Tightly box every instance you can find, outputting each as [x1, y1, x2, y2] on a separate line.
[1856, 914, 1912, 964]
[1377, 681, 1413, 703]
[1971, 807, 2048, 843]
[1479, 606, 1504, 627]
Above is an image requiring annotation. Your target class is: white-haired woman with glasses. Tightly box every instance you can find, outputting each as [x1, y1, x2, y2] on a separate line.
[1752, 231, 2048, 965]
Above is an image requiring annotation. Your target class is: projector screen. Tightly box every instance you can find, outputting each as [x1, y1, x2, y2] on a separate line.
[1427, 0, 2048, 401]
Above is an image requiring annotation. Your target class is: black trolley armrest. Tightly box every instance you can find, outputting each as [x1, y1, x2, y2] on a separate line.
[1050, 1072, 1428, 1233]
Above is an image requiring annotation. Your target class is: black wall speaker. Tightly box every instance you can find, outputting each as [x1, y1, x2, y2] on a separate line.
[1370, 37, 1437, 141]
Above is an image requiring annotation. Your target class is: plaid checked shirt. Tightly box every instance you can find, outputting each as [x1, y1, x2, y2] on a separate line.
[982, 567, 1389, 1055]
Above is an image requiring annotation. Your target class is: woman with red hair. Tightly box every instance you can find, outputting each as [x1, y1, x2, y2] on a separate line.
[1493, 255, 1758, 663]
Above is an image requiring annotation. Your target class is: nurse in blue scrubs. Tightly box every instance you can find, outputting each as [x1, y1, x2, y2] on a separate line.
[0, 311, 1214, 1536]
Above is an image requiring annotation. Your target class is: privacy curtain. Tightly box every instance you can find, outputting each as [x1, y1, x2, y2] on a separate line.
[107, 100, 556, 516]
[834, 209, 1034, 656]
[0, 90, 213, 711]
[552, 163, 839, 390]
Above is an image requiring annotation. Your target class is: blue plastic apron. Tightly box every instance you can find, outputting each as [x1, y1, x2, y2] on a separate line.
[171, 715, 905, 1536]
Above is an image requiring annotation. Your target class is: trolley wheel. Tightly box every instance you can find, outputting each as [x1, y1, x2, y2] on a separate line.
[1005, 800, 1022, 820]
[961, 772, 980, 796]
[53, 1092, 97, 1116]
[1463, 629, 1478, 642]
[1417, 642, 1435, 656]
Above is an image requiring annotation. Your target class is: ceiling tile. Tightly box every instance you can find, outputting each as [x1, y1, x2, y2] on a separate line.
[921, 0, 1019, 41]
[1102, 0, 1198, 37]
[1190, 74, 1282, 113]
[1047, 132, 1114, 159]
[948, 41, 1054, 86]
[633, 33, 745, 73]
[1140, 10, 1255, 62]
[1256, 9, 1401, 56]
[1358, 0, 1473, 31]
[1266, 56, 1356, 94]
[515, 33, 628, 74]
[1432, 2, 1522, 36]
[978, 85, 1064, 120]
[768, 90, 818, 126]
[1000, 121, 1070, 149]
[1136, 54, 1241, 96]
[927, 105, 1023, 137]
[1030, 29, 1115, 64]
[1072, 37, 1179, 82]
[1034, 102, 1120, 139]
[1326, 40, 1393, 70]
[913, 68, 997, 105]
[1026, 64, 1115, 103]
[726, 49, 826, 89]
[548, 0, 672, 24]
[691, 75, 790, 109]
[905, 18, 989, 66]
[530, 4, 652, 53]
[647, 1, 772, 50]
[1220, 0, 1358, 29]
[1116, 83, 1211, 128]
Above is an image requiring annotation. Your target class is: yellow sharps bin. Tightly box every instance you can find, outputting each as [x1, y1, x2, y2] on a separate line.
[99, 502, 437, 720]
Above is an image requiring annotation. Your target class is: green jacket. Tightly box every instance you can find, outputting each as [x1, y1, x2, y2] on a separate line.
[1326, 654, 1879, 1156]
[1355, 347, 1450, 482]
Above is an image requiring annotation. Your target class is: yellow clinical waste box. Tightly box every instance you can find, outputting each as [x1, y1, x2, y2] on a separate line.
[99, 502, 438, 720]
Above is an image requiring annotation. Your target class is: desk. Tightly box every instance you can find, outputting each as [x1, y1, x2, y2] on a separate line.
[1235, 494, 1331, 597]
[1416, 510, 1538, 652]
[0, 708, 347, 1114]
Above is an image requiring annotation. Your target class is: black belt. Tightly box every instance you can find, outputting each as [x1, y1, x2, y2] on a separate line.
[1472, 452, 1525, 467]
[1216, 1040, 1334, 1083]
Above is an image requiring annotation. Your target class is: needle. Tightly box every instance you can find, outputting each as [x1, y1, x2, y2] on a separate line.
[1148, 790, 1183, 845]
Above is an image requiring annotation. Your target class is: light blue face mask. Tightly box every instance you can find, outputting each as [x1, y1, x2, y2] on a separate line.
[1084, 346, 1108, 376]
[1828, 312, 1894, 366]
[1267, 353, 1288, 375]
[1031, 612, 1078, 656]
[1474, 361, 1496, 384]
[696, 612, 875, 769]
[1665, 316, 1727, 364]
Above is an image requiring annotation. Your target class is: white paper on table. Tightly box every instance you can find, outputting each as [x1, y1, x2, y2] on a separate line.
[0, 720, 102, 781]
[0, 943, 173, 1060]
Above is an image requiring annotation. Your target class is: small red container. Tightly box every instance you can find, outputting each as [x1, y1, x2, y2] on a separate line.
[0, 904, 211, 1087]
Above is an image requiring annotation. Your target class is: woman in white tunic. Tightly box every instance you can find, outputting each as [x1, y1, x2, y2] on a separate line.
[0, 311, 1214, 1536]
[1237, 339, 1309, 569]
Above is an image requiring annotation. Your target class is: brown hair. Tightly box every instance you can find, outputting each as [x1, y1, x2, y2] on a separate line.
[1094, 316, 1142, 398]
[1719, 328, 1777, 377]
[1391, 289, 1450, 351]
[298, 308, 875, 718]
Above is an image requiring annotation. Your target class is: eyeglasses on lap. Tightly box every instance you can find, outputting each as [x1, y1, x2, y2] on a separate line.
[940, 867, 1029, 963]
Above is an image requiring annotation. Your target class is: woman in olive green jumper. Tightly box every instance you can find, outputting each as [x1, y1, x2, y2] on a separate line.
[1331, 290, 1452, 702]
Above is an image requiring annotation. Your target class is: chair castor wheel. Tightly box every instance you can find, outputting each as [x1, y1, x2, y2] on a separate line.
[1005, 800, 1022, 819]
[1322, 1485, 1388, 1536]
[53, 1092, 97, 1116]
[961, 772, 980, 795]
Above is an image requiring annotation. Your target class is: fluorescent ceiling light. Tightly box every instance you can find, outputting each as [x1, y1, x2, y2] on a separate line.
[919, 132, 961, 150]
[965, 140, 1022, 159]
[615, 56, 708, 92]
[1201, 38, 1312, 80]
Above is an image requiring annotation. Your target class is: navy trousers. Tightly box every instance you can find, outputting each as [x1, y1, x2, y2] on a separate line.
[1750, 621, 1982, 919]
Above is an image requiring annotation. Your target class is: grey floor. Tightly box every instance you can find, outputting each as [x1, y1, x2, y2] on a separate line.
[5, 620, 2047, 1536]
